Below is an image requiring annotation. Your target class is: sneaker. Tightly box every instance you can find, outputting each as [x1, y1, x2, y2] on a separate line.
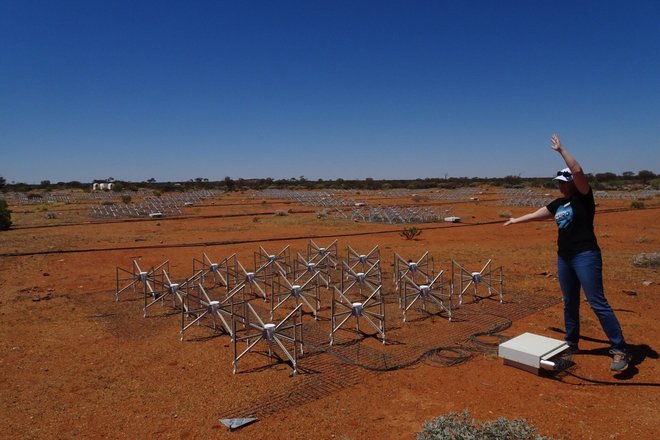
[562, 345, 580, 356]
[610, 350, 630, 372]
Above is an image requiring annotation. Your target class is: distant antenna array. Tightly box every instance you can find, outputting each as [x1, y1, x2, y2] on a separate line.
[3, 191, 75, 205]
[256, 189, 355, 207]
[351, 206, 444, 224]
[496, 189, 553, 208]
[90, 190, 218, 218]
[594, 190, 658, 199]
[428, 188, 480, 200]
[90, 201, 181, 219]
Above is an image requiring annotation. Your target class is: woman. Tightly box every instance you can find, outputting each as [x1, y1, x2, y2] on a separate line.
[504, 134, 629, 372]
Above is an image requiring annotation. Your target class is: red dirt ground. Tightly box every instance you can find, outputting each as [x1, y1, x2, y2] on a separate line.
[1, 189, 658, 439]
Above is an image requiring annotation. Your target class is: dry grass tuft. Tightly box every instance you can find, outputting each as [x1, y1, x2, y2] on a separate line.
[632, 252, 660, 268]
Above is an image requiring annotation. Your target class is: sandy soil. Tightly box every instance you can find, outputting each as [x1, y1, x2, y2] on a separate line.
[1, 189, 658, 439]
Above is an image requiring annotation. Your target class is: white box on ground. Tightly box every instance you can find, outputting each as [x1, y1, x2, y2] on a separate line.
[498, 332, 568, 374]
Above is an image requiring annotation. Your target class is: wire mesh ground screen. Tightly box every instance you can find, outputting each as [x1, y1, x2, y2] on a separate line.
[217, 291, 560, 421]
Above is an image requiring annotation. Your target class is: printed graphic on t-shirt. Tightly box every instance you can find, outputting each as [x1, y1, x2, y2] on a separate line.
[554, 202, 573, 229]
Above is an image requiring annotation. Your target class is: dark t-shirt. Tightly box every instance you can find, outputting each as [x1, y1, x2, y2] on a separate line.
[546, 187, 600, 256]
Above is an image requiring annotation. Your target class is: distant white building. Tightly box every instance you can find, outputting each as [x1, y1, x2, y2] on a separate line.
[92, 180, 114, 191]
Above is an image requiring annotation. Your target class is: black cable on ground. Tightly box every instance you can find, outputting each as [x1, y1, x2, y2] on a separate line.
[3, 204, 657, 258]
[320, 306, 514, 372]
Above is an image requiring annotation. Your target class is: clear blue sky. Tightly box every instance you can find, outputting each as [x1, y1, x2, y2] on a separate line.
[1, 0, 658, 184]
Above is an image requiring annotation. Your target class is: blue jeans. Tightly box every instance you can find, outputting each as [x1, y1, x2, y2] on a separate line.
[557, 250, 626, 352]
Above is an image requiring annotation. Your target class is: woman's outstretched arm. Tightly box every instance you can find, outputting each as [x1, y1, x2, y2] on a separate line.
[503, 206, 553, 226]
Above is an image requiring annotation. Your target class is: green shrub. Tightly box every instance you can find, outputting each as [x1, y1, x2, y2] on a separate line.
[274, 210, 288, 216]
[499, 210, 512, 218]
[400, 226, 422, 240]
[417, 409, 554, 440]
[0, 199, 12, 230]
[121, 195, 132, 204]
[630, 200, 645, 209]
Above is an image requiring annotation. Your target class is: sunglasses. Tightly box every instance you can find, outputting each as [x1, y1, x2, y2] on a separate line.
[556, 171, 572, 178]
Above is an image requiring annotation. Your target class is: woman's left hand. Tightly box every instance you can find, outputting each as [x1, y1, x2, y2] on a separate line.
[550, 134, 562, 152]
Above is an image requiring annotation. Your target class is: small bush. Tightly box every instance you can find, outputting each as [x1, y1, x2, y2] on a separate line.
[274, 210, 288, 216]
[252, 217, 260, 223]
[400, 226, 422, 240]
[630, 200, 645, 209]
[36, 204, 48, 212]
[121, 195, 132, 204]
[417, 409, 554, 440]
[316, 209, 328, 219]
[499, 210, 512, 218]
[632, 252, 660, 268]
[418, 410, 478, 439]
[0, 199, 12, 230]
[102, 201, 114, 206]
